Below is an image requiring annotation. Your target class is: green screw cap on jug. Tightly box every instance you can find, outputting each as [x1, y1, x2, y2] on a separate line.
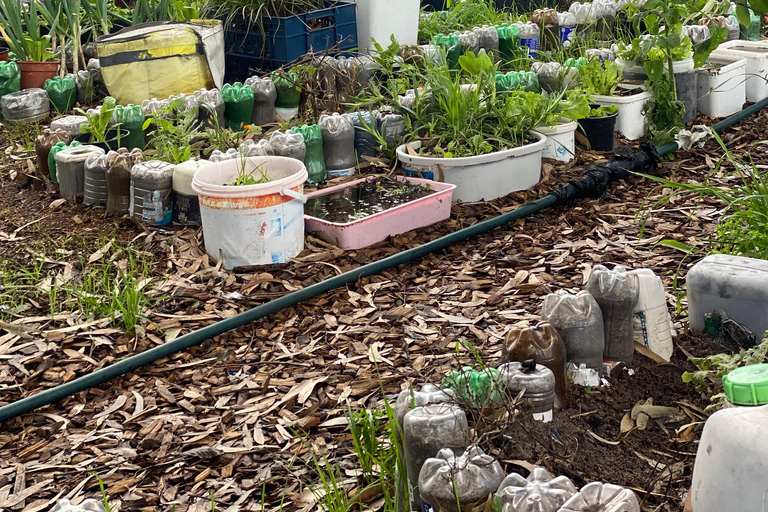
[113, 104, 146, 150]
[44, 76, 76, 112]
[442, 366, 502, 407]
[221, 82, 254, 131]
[0, 61, 20, 119]
[48, 140, 82, 182]
[723, 364, 768, 406]
[292, 124, 326, 184]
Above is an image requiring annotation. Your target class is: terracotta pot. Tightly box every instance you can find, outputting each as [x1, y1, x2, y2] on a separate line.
[0, 49, 9, 62]
[18, 60, 59, 90]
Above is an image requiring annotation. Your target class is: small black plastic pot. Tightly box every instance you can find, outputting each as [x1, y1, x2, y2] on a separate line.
[577, 109, 618, 152]
[75, 128, 131, 152]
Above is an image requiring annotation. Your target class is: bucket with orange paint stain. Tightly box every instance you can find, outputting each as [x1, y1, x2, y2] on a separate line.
[192, 156, 307, 269]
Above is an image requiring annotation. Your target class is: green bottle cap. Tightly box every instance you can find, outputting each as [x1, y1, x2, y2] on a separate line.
[723, 364, 768, 406]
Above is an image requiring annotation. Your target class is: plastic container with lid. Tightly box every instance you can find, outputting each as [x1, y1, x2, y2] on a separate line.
[403, 404, 469, 512]
[419, 446, 504, 512]
[2, 88, 50, 123]
[50, 115, 87, 138]
[55, 145, 106, 200]
[503, 322, 569, 409]
[585, 265, 639, 365]
[629, 268, 674, 362]
[541, 290, 605, 370]
[173, 159, 209, 225]
[691, 403, 768, 512]
[496, 467, 577, 512]
[318, 113, 355, 178]
[35, 129, 71, 181]
[130, 160, 175, 225]
[559, 482, 639, 512]
[498, 360, 557, 422]
[84, 152, 109, 206]
[687, 254, 768, 340]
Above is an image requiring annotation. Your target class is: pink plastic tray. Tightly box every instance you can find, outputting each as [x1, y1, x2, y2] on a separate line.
[304, 175, 456, 249]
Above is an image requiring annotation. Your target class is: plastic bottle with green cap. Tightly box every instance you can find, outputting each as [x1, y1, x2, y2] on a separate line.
[44, 76, 76, 112]
[272, 70, 302, 121]
[113, 104, 146, 150]
[292, 124, 326, 183]
[221, 82, 254, 130]
[723, 364, 768, 406]
[48, 140, 82, 182]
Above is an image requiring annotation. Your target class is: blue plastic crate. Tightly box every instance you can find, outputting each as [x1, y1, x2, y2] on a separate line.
[224, 0, 357, 79]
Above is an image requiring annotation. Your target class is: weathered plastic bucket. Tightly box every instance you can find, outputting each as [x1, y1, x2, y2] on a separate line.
[192, 156, 308, 269]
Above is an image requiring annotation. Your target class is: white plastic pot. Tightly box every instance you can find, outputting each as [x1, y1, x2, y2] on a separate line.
[592, 84, 653, 141]
[354, 0, 419, 53]
[396, 133, 547, 203]
[711, 40, 768, 102]
[192, 156, 308, 269]
[696, 56, 747, 118]
[534, 120, 577, 162]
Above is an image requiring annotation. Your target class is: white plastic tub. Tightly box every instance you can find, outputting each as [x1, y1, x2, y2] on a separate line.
[535, 120, 577, 162]
[192, 156, 307, 269]
[354, 0, 419, 53]
[304, 176, 455, 249]
[710, 40, 768, 102]
[396, 133, 547, 203]
[592, 84, 653, 141]
[697, 56, 747, 117]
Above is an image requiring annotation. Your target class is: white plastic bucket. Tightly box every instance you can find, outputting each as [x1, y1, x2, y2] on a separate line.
[396, 132, 546, 203]
[593, 84, 653, 141]
[192, 156, 308, 269]
[696, 56, 747, 118]
[535, 120, 577, 162]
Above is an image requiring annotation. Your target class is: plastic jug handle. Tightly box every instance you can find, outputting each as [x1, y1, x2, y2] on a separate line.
[280, 187, 308, 204]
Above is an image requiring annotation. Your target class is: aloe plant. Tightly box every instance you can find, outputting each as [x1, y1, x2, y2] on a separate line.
[0, 0, 56, 62]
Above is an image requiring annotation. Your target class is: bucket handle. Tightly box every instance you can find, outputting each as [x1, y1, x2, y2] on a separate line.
[280, 187, 308, 204]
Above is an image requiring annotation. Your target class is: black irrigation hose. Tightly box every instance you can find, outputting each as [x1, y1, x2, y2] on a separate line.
[2, 98, 768, 423]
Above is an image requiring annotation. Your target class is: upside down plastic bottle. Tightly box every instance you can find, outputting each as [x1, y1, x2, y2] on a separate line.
[292, 124, 326, 183]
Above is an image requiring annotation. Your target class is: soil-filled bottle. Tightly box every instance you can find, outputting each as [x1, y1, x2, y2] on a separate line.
[318, 113, 355, 178]
[334, 56, 359, 101]
[350, 111, 379, 163]
[36, 129, 71, 181]
[43, 76, 76, 112]
[194, 88, 225, 128]
[532, 9, 559, 51]
[292, 124, 325, 183]
[569, 2, 591, 36]
[244, 76, 277, 125]
[106, 149, 144, 216]
[48, 140, 82, 182]
[240, 139, 274, 157]
[433, 34, 461, 71]
[0, 62, 20, 118]
[474, 25, 499, 58]
[221, 82, 254, 130]
[558, 12, 577, 47]
[497, 467, 577, 512]
[314, 56, 338, 110]
[585, 265, 639, 365]
[2, 88, 50, 123]
[113, 104, 145, 150]
[55, 145, 105, 200]
[83, 152, 108, 206]
[496, 24, 521, 65]
[503, 322, 569, 409]
[380, 113, 406, 147]
[456, 30, 481, 55]
[272, 70, 301, 120]
[560, 482, 640, 512]
[419, 446, 504, 512]
[403, 404, 469, 512]
[269, 130, 306, 162]
[172, 159, 208, 225]
[517, 22, 541, 57]
[498, 360, 557, 422]
[541, 289, 605, 370]
[130, 160, 174, 225]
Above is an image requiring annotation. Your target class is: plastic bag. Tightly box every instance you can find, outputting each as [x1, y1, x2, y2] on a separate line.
[318, 113, 355, 177]
[292, 124, 325, 183]
[419, 446, 504, 512]
[496, 467, 577, 512]
[559, 482, 640, 512]
[44, 76, 76, 112]
[269, 130, 306, 162]
[585, 265, 639, 365]
[113, 104, 145, 150]
[541, 289, 605, 370]
[49, 498, 107, 512]
[244, 76, 277, 126]
[682, 24, 710, 44]
[2, 88, 50, 123]
[221, 82, 254, 130]
[48, 140, 82, 182]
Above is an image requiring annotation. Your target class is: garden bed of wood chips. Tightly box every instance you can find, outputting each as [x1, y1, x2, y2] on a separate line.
[1, 110, 767, 512]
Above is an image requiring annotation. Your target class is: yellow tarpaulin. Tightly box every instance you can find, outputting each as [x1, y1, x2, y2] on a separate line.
[96, 20, 224, 106]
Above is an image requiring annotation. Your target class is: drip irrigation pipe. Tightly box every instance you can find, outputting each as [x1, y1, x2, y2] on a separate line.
[2, 98, 768, 423]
